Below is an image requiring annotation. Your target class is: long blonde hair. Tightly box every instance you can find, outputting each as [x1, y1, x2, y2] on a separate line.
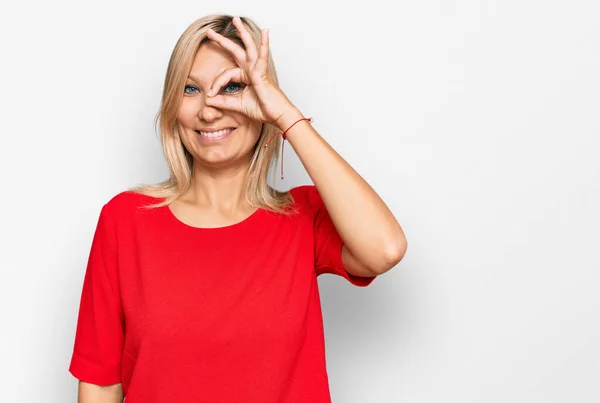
[129, 14, 295, 214]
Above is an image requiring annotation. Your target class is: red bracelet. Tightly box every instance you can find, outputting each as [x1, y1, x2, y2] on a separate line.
[264, 116, 313, 179]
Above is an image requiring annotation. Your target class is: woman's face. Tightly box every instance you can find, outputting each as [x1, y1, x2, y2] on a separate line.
[177, 41, 262, 172]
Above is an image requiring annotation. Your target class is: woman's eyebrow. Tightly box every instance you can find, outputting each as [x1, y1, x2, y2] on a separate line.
[186, 75, 205, 83]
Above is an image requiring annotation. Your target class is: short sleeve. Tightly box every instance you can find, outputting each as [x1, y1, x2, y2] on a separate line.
[68, 203, 125, 386]
[304, 185, 377, 287]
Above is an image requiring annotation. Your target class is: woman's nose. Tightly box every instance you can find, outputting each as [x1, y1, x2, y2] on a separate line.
[198, 95, 223, 120]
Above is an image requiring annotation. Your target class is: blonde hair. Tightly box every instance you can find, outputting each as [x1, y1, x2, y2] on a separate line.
[129, 14, 295, 214]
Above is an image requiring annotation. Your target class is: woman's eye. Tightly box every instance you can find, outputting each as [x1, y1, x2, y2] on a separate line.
[184, 85, 198, 94]
[223, 82, 245, 93]
[184, 82, 245, 95]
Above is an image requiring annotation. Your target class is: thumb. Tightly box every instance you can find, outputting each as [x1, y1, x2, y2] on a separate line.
[205, 94, 242, 114]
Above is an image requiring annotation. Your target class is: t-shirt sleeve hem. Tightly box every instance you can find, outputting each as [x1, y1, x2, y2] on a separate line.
[317, 264, 378, 287]
[317, 234, 378, 287]
[68, 352, 122, 386]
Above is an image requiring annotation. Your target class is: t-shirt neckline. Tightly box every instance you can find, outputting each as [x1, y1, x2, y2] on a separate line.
[163, 201, 264, 232]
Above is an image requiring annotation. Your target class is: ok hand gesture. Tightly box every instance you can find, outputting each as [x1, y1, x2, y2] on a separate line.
[205, 17, 296, 128]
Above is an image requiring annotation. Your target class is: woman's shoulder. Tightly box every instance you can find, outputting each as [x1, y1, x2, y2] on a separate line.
[288, 184, 324, 215]
[101, 189, 164, 219]
[288, 184, 316, 199]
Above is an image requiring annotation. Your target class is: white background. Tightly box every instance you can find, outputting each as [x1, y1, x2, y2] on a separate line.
[1, 1, 599, 402]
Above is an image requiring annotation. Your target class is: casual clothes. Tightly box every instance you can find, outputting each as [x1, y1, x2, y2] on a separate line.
[68, 184, 377, 402]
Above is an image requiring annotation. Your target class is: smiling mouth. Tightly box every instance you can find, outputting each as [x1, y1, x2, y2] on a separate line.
[195, 127, 236, 141]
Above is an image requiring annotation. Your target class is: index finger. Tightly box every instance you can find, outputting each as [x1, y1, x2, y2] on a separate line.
[231, 16, 258, 62]
[207, 27, 247, 65]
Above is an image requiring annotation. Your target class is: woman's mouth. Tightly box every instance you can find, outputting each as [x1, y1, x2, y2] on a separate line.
[195, 127, 236, 141]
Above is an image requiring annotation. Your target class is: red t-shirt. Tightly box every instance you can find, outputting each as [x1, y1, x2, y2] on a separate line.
[68, 184, 377, 402]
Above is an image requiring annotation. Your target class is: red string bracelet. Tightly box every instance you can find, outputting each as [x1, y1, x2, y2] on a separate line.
[264, 116, 313, 179]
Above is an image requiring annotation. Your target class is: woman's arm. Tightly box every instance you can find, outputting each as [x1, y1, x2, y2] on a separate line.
[277, 109, 408, 276]
[78, 381, 123, 403]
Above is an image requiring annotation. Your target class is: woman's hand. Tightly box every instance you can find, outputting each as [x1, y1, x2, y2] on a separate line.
[205, 16, 296, 127]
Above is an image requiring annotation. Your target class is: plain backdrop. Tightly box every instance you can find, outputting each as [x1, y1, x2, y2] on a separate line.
[0, 1, 599, 402]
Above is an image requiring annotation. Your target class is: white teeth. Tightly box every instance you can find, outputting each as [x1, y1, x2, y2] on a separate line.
[198, 128, 234, 137]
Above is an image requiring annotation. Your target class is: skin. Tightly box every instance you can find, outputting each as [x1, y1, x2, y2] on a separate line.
[168, 20, 407, 399]
[193, 16, 407, 274]
[179, 17, 407, 276]
[203, 17, 407, 276]
[78, 381, 122, 403]
[172, 40, 266, 227]
[78, 15, 407, 403]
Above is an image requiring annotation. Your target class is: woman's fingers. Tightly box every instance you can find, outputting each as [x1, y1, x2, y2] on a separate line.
[206, 27, 247, 65]
[255, 28, 270, 80]
[231, 16, 258, 63]
[208, 67, 244, 97]
[205, 91, 243, 114]
[205, 67, 247, 114]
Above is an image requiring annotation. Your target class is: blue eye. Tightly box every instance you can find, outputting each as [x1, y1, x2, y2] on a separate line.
[184, 85, 198, 94]
[184, 82, 245, 95]
[223, 82, 245, 93]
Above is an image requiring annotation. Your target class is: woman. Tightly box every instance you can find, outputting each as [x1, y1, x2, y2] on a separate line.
[69, 14, 407, 403]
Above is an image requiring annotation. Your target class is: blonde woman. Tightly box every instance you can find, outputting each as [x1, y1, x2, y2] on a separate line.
[68, 13, 407, 403]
